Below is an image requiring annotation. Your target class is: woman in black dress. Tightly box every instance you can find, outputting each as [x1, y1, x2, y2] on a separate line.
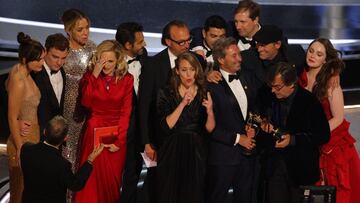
[156, 52, 215, 203]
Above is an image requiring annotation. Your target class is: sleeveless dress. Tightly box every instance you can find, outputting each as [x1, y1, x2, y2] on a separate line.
[62, 41, 96, 168]
[299, 70, 360, 203]
[74, 72, 133, 203]
[7, 66, 41, 203]
[156, 86, 208, 203]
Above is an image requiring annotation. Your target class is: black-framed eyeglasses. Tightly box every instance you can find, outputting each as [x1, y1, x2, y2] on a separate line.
[169, 36, 193, 46]
[270, 83, 286, 91]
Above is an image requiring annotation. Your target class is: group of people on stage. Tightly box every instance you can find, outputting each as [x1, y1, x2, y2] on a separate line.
[4, 0, 360, 203]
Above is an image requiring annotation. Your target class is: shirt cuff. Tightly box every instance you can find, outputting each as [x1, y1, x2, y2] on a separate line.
[234, 133, 241, 146]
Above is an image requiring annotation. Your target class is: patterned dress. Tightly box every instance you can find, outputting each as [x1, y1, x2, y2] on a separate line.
[62, 41, 96, 168]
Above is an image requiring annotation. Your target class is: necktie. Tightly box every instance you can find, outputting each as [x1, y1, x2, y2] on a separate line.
[127, 57, 140, 65]
[229, 74, 240, 82]
[240, 37, 256, 47]
[50, 70, 59, 75]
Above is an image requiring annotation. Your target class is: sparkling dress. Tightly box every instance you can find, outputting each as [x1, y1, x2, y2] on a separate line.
[62, 41, 96, 168]
[7, 65, 41, 203]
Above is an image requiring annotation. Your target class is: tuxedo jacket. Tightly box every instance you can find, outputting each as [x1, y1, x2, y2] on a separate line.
[207, 68, 259, 165]
[32, 67, 66, 137]
[127, 49, 149, 149]
[138, 48, 206, 148]
[257, 87, 330, 186]
[20, 142, 92, 203]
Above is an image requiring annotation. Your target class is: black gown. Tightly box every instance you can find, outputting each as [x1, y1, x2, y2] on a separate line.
[156, 86, 208, 203]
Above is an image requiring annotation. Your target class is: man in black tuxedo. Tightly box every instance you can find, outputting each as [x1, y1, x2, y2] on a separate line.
[206, 37, 260, 203]
[115, 22, 148, 203]
[138, 20, 206, 203]
[190, 15, 227, 64]
[257, 62, 330, 203]
[20, 116, 103, 203]
[32, 33, 69, 141]
[233, 0, 261, 51]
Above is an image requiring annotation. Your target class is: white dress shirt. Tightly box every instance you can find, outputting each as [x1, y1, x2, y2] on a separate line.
[44, 62, 63, 105]
[168, 49, 177, 69]
[126, 55, 142, 95]
[191, 41, 214, 63]
[220, 69, 248, 145]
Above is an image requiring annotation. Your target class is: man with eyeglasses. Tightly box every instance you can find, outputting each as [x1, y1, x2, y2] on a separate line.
[138, 19, 205, 203]
[255, 62, 330, 203]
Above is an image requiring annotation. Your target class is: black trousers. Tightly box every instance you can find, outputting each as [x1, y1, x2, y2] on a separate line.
[206, 157, 256, 203]
[120, 141, 143, 203]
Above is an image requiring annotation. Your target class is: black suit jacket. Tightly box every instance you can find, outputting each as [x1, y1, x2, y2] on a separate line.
[127, 49, 149, 149]
[258, 87, 330, 186]
[138, 48, 206, 148]
[241, 41, 306, 83]
[20, 142, 92, 203]
[207, 69, 259, 165]
[32, 67, 65, 138]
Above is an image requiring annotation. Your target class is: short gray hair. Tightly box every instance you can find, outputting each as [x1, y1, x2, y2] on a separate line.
[212, 37, 238, 65]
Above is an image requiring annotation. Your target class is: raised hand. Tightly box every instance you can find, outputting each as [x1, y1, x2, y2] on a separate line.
[202, 92, 213, 114]
[181, 89, 195, 106]
[93, 59, 106, 78]
[207, 70, 222, 84]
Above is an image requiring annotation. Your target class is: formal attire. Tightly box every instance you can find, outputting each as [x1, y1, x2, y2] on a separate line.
[121, 51, 149, 203]
[206, 68, 259, 203]
[32, 63, 65, 140]
[256, 85, 330, 203]
[241, 39, 306, 83]
[74, 71, 133, 203]
[6, 65, 41, 203]
[299, 71, 360, 203]
[156, 86, 208, 203]
[138, 48, 206, 203]
[62, 41, 96, 168]
[21, 142, 92, 203]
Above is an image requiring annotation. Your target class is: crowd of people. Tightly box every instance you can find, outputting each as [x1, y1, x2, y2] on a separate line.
[4, 1, 360, 203]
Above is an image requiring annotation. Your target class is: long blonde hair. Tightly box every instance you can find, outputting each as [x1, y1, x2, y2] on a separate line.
[89, 40, 128, 80]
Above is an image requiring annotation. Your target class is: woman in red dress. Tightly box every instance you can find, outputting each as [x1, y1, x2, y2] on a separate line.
[299, 38, 360, 203]
[75, 40, 133, 203]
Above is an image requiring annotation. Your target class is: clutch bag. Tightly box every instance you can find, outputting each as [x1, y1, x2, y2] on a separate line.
[94, 125, 119, 147]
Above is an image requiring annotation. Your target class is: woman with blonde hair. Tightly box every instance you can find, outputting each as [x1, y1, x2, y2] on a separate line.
[75, 40, 133, 203]
[61, 8, 96, 168]
[7, 32, 45, 203]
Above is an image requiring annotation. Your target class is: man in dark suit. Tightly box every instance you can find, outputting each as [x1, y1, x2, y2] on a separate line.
[32, 33, 69, 141]
[20, 116, 104, 203]
[257, 62, 330, 203]
[242, 24, 306, 83]
[206, 37, 260, 203]
[115, 22, 148, 203]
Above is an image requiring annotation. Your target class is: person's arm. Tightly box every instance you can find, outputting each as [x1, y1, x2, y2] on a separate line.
[165, 90, 194, 129]
[327, 86, 344, 131]
[80, 71, 99, 109]
[66, 144, 104, 191]
[7, 71, 25, 165]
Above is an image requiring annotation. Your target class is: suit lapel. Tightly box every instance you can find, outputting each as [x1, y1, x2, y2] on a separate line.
[219, 77, 245, 122]
[59, 68, 66, 111]
[41, 67, 60, 109]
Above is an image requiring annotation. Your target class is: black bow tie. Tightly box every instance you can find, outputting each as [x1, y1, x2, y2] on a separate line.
[240, 37, 256, 47]
[202, 44, 212, 58]
[127, 57, 140, 65]
[50, 70, 59, 75]
[228, 74, 240, 82]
